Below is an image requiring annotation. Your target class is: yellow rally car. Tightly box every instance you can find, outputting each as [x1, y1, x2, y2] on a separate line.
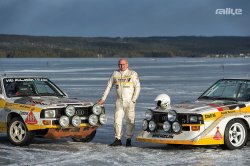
[0, 76, 107, 146]
[137, 78, 250, 150]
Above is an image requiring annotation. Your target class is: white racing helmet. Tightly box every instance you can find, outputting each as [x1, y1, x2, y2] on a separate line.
[154, 94, 171, 109]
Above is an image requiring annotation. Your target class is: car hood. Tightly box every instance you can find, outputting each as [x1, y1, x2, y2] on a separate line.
[13, 96, 93, 108]
[169, 100, 244, 114]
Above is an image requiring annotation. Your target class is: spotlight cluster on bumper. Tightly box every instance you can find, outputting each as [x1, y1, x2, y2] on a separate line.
[142, 110, 181, 133]
[142, 109, 204, 133]
[42, 104, 107, 128]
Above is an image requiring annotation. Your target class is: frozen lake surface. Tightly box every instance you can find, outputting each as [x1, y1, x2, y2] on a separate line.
[1, 58, 250, 166]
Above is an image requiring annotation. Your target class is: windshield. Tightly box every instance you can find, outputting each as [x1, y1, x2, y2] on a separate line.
[198, 79, 250, 102]
[3, 78, 65, 98]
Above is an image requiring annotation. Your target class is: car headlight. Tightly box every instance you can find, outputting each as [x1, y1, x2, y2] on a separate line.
[163, 121, 171, 132]
[88, 114, 98, 126]
[44, 109, 56, 118]
[92, 104, 102, 115]
[59, 116, 69, 128]
[148, 121, 156, 131]
[172, 121, 181, 133]
[189, 115, 198, 123]
[142, 120, 148, 131]
[99, 114, 107, 125]
[168, 110, 177, 122]
[65, 105, 75, 117]
[72, 116, 81, 127]
[145, 110, 153, 121]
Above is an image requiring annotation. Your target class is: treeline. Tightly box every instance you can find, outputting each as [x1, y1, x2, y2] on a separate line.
[0, 34, 249, 58]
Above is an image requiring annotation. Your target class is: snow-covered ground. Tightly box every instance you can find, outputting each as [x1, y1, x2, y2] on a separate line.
[1, 58, 250, 165]
[2, 134, 250, 166]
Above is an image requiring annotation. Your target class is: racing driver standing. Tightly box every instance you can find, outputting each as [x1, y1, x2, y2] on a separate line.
[98, 58, 141, 147]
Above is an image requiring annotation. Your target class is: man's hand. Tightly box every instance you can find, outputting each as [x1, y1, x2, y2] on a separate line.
[98, 99, 105, 105]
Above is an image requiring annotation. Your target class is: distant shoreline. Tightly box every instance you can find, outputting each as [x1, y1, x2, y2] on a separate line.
[0, 34, 249, 58]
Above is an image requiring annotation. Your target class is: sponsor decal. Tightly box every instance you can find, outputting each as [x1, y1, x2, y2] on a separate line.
[238, 104, 246, 108]
[209, 103, 246, 112]
[6, 78, 48, 82]
[205, 113, 216, 119]
[6, 102, 31, 110]
[0, 128, 5, 132]
[19, 105, 31, 109]
[152, 133, 174, 138]
[5, 103, 14, 107]
[5, 79, 14, 83]
[20, 111, 28, 116]
[114, 77, 132, 83]
[25, 111, 38, 124]
[118, 78, 130, 82]
[213, 127, 222, 140]
[0, 122, 7, 132]
[208, 103, 224, 111]
[244, 115, 250, 118]
[217, 107, 224, 112]
[32, 100, 48, 105]
[221, 110, 236, 115]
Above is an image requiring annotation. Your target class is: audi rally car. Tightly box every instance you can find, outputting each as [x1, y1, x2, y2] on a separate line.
[0, 76, 107, 146]
[137, 78, 250, 150]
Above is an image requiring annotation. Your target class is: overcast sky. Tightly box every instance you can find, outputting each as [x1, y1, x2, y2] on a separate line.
[0, 0, 249, 37]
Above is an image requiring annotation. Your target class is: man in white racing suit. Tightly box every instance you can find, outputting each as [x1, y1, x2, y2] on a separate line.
[98, 58, 140, 146]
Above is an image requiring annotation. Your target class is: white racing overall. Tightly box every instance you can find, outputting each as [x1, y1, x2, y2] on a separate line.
[101, 69, 140, 139]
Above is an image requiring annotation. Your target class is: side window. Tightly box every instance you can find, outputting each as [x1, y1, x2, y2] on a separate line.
[34, 81, 55, 94]
[237, 82, 250, 100]
[221, 84, 238, 98]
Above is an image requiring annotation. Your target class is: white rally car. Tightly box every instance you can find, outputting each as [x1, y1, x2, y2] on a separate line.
[0, 76, 107, 146]
[137, 78, 250, 150]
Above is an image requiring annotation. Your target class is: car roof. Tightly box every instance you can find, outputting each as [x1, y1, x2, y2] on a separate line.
[0, 75, 48, 79]
[219, 78, 250, 81]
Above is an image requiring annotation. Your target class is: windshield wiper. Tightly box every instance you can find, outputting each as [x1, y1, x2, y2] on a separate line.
[39, 93, 64, 97]
[213, 97, 238, 102]
[198, 96, 215, 100]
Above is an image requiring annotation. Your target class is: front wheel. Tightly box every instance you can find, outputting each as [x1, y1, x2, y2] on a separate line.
[71, 130, 96, 142]
[7, 117, 34, 146]
[224, 119, 247, 150]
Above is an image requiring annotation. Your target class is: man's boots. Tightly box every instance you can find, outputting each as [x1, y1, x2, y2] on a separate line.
[109, 138, 122, 146]
[126, 138, 131, 147]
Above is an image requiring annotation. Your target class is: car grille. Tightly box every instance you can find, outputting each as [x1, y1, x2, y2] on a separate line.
[153, 112, 168, 124]
[153, 112, 203, 125]
[75, 107, 91, 116]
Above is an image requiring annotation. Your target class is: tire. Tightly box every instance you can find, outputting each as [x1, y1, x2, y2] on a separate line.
[7, 117, 34, 146]
[224, 119, 247, 150]
[71, 130, 96, 142]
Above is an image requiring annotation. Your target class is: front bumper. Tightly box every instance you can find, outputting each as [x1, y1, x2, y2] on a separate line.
[136, 130, 224, 145]
[44, 126, 98, 139]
